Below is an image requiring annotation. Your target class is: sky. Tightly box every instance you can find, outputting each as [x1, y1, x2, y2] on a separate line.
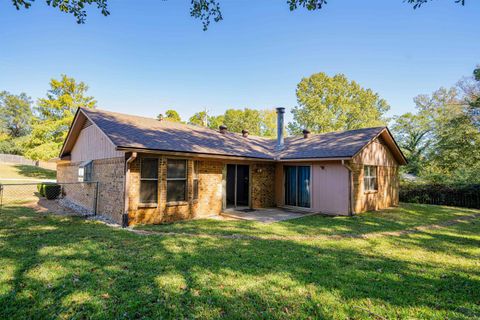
[0, 0, 479, 124]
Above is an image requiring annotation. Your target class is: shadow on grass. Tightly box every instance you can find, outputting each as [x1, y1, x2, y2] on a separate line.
[137, 203, 480, 239]
[0, 205, 479, 319]
[13, 164, 56, 180]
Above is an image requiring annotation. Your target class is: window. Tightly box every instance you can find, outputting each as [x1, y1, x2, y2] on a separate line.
[193, 161, 199, 200]
[78, 161, 93, 182]
[364, 165, 377, 191]
[140, 158, 158, 204]
[167, 159, 187, 202]
[284, 166, 311, 208]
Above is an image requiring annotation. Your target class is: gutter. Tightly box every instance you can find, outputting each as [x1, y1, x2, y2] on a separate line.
[123, 152, 137, 227]
[341, 160, 355, 216]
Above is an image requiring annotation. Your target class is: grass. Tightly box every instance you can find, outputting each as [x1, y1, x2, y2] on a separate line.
[1, 204, 479, 319]
[136, 203, 480, 238]
[0, 163, 56, 181]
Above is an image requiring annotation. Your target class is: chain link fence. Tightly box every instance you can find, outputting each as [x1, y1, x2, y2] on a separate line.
[0, 182, 99, 215]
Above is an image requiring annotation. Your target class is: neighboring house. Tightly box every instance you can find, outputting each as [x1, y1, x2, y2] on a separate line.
[58, 107, 406, 226]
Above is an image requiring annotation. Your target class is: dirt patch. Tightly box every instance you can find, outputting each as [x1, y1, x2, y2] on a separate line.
[25, 199, 85, 216]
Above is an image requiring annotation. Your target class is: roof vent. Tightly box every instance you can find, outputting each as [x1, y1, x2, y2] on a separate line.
[276, 107, 285, 150]
[302, 129, 311, 139]
[241, 129, 249, 138]
[219, 125, 228, 134]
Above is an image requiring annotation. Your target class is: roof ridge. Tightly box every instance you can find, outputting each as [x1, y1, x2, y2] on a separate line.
[81, 107, 277, 140]
[81, 107, 222, 134]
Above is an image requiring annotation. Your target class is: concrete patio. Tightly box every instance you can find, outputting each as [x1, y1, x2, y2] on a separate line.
[221, 207, 318, 224]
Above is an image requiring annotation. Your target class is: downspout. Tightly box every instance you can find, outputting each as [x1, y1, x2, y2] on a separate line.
[342, 160, 355, 216]
[123, 152, 137, 227]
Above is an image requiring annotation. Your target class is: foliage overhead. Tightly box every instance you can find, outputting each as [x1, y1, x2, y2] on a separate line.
[288, 72, 390, 134]
[8, 0, 465, 29]
[25, 74, 96, 160]
[11, 0, 109, 23]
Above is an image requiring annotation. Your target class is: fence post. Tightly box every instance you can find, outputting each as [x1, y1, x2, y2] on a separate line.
[94, 181, 99, 216]
[0, 184, 3, 215]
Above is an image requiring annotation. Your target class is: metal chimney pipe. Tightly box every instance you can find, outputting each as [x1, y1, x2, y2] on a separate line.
[276, 107, 285, 150]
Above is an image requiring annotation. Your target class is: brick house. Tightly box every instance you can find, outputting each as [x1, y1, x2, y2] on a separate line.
[57, 107, 406, 226]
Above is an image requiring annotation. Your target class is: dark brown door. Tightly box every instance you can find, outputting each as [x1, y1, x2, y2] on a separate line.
[226, 164, 249, 208]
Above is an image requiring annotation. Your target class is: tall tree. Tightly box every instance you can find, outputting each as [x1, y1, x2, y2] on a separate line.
[288, 72, 390, 134]
[25, 75, 96, 160]
[207, 114, 225, 130]
[158, 109, 182, 122]
[9, 0, 465, 29]
[399, 66, 480, 183]
[220, 108, 276, 137]
[189, 108, 275, 136]
[189, 111, 209, 126]
[259, 109, 277, 137]
[391, 112, 431, 175]
[0, 91, 33, 138]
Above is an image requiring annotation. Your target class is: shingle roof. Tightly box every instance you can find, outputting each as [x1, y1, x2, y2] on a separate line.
[81, 108, 275, 159]
[279, 127, 386, 160]
[77, 108, 389, 161]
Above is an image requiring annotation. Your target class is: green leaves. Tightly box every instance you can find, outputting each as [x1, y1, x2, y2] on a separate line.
[8, 0, 467, 29]
[0, 91, 33, 138]
[11, 0, 110, 24]
[25, 74, 96, 160]
[158, 110, 182, 122]
[188, 108, 277, 137]
[288, 72, 389, 134]
[392, 65, 480, 184]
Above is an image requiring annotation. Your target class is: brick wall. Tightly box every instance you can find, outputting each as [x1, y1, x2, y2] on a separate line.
[350, 163, 399, 212]
[56, 157, 125, 223]
[127, 155, 224, 225]
[349, 136, 401, 213]
[94, 157, 125, 223]
[251, 163, 276, 208]
[56, 162, 97, 212]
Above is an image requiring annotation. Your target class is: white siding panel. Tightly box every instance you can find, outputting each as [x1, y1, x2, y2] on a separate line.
[71, 125, 123, 161]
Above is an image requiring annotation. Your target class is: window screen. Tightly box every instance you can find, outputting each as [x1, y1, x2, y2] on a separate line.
[364, 165, 378, 191]
[140, 158, 158, 203]
[167, 159, 187, 202]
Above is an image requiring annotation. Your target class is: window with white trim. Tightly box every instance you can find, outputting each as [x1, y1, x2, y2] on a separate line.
[140, 158, 158, 204]
[364, 165, 378, 191]
[193, 161, 199, 200]
[167, 159, 187, 202]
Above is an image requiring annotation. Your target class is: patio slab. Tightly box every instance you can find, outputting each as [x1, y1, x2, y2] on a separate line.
[221, 207, 318, 223]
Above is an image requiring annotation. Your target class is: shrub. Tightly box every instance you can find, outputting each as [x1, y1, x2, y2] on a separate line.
[43, 184, 61, 200]
[37, 183, 61, 199]
[37, 183, 43, 196]
[400, 183, 480, 209]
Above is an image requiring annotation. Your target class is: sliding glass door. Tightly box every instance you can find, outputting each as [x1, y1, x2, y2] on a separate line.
[284, 166, 311, 208]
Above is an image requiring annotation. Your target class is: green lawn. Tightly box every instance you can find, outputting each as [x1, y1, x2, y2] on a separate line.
[1, 204, 479, 319]
[136, 203, 480, 239]
[0, 163, 56, 181]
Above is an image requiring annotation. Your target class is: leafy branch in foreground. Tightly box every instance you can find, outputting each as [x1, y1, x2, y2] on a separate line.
[11, 0, 110, 23]
[8, 0, 466, 28]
